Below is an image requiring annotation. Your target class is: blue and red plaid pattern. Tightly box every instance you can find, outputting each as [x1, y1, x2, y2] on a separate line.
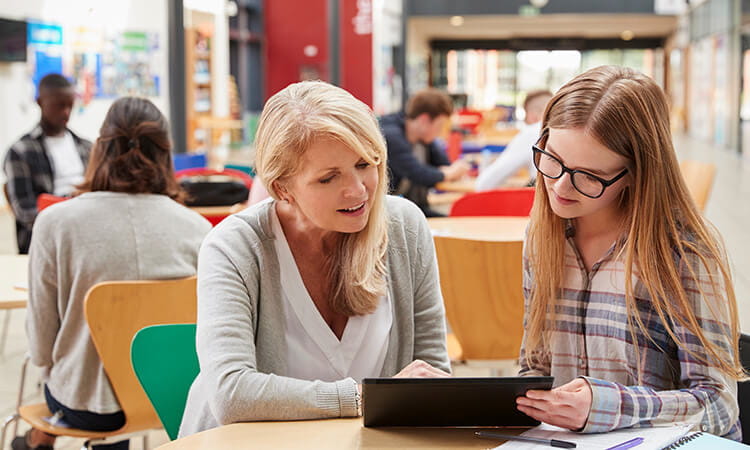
[519, 225, 741, 441]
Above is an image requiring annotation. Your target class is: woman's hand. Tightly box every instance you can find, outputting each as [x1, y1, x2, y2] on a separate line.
[516, 378, 592, 430]
[393, 359, 451, 378]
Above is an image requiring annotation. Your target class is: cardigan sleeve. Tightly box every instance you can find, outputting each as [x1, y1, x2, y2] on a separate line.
[409, 203, 451, 373]
[26, 211, 60, 369]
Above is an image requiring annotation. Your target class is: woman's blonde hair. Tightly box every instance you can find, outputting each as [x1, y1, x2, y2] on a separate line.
[254, 80, 389, 316]
[525, 65, 744, 379]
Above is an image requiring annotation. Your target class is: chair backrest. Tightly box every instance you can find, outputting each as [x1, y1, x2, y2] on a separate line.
[172, 152, 207, 171]
[679, 160, 716, 212]
[433, 235, 524, 360]
[739, 333, 750, 444]
[84, 277, 198, 433]
[37, 193, 68, 212]
[450, 188, 535, 217]
[175, 167, 253, 189]
[132, 324, 199, 440]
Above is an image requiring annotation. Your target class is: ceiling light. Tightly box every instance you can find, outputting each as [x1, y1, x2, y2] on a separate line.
[450, 16, 464, 27]
[621, 30, 634, 41]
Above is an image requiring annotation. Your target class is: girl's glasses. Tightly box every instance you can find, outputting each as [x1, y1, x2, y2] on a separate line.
[531, 134, 628, 199]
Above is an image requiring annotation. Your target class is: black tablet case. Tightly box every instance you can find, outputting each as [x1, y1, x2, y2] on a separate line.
[362, 376, 554, 427]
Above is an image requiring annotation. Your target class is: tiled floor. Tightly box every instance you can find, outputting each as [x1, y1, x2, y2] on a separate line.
[0, 133, 748, 449]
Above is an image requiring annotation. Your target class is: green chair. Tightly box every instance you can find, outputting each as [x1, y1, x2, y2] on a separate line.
[131, 324, 199, 440]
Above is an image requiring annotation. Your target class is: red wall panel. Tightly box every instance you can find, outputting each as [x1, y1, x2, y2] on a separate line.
[263, 0, 373, 106]
[340, 0, 373, 106]
[264, 0, 329, 100]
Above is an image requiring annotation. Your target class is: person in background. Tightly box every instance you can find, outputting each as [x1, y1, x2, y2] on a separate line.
[18, 97, 211, 450]
[380, 88, 470, 217]
[475, 90, 552, 191]
[179, 80, 450, 437]
[3, 73, 92, 254]
[517, 66, 744, 440]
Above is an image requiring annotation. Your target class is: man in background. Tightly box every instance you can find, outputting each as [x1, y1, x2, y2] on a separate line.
[475, 89, 553, 191]
[380, 88, 469, 217]
[3, 73, 91, 253]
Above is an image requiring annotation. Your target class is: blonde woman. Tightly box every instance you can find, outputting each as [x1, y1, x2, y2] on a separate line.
[179, 81, 450, 436]
[516, 66, 744, 440]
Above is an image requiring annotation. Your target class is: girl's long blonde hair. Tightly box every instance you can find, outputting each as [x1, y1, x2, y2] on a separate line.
[525, 65, 743, 379]
[254, 80, 389, 316]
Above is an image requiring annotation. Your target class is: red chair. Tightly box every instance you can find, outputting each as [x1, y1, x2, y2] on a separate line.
[449, 188, 535, 217]
[174, 168, 253, 189]
[37, 193, 68, 212]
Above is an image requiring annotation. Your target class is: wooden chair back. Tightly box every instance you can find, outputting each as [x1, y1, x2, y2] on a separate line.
[679, 160, 716, 212]
[84, 277, 198, 433]
[433, 236, 524, 360]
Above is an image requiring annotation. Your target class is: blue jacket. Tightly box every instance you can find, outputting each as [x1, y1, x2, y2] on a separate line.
[379, 112, 450, 194]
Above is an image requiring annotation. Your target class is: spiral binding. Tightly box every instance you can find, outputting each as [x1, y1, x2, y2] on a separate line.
[663, 432, 703, 449]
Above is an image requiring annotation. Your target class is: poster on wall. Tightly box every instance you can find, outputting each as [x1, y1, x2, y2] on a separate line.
[27, 21, 64, 97]
[100, 31, 160, 98]
[71, 27, 103, 106]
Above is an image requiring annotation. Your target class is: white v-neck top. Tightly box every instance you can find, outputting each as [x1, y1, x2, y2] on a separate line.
[271, 209, 392, 383]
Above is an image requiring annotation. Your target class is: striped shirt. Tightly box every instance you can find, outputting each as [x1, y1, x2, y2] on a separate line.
[519, 225, 741, 441]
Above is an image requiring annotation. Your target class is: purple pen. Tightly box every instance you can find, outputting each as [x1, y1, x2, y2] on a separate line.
[605, 437, 644, 450]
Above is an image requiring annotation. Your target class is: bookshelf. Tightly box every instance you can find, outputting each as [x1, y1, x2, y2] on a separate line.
[186, 27, 212, 151]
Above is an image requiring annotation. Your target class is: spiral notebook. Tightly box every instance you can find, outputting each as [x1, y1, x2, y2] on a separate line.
[663, 432, 750, 449]
[495, 423, 747, 449]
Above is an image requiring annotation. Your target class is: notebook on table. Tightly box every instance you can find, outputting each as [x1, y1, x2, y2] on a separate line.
[495, 423, 749, 449]
[663, 432, 750, 449]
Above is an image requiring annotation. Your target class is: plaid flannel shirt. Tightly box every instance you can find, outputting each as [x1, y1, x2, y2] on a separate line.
[519, 224, 741, 441]
[3, 124, 91, 253]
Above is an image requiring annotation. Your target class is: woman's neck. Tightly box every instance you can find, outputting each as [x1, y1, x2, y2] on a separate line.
[275, 201, 336, 254]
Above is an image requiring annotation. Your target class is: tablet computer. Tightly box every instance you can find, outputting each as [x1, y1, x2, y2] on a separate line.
[362, 376, 553, 427]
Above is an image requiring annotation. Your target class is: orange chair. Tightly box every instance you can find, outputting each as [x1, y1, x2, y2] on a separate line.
[37, 193, 68, 212]
[449, 187, 535, 217]
[174, 168, 253, 189]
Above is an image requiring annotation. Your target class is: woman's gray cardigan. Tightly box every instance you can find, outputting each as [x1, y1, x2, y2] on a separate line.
[179, 196, 449, 436]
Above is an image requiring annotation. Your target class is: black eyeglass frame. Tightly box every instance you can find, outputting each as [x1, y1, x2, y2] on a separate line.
[531, 133, 628, 199]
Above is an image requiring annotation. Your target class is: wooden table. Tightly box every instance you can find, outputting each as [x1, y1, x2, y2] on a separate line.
[434, 178, 476, 193]
[427, 217, 529, 242]
[0, 254, 29, 309]
[157, 418, 523, 449]
[188, 205, 235, 216]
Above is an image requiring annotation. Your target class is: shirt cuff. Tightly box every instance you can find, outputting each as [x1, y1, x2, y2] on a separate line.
[580, 376, 622, 433]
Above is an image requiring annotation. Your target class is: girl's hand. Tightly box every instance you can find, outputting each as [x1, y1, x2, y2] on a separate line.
[516, 378, 592, 430]
[393, 359, 451, 378]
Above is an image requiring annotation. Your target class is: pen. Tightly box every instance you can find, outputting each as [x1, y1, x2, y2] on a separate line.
[474, 431, 577, 448]
[605, 437, 644, 450]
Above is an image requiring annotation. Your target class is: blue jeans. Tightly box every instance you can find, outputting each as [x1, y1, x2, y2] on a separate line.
[44, 385, 128, 450]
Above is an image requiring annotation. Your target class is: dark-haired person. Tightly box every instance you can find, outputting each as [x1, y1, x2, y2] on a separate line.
[475, 89, 553, 191]
[380, 88, 469, 217]
[3, 73, 92, 254]
[16, 97, 211, 450]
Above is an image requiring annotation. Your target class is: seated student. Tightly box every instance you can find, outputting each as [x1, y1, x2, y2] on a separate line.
[179, 80, 450, 436]
[475, 89, 552, 191]
[18, 97, 211, 450]
[380, 88, 470, 217]
[515, 66, 744, 440]
[3, 73, 92, 254]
